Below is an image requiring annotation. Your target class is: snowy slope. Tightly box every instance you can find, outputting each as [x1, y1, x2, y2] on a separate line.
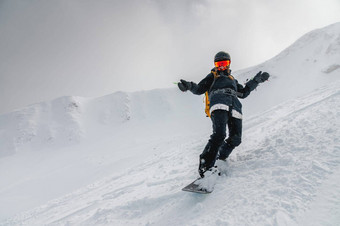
[0, 89, 210, 220]
[235, 22, 340, 115]
[2, 80, 339, 226]
[0, 22, 340, 225]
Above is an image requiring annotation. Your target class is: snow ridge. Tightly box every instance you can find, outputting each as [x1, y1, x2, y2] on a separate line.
[0, 96, 85, 157]
[235, 22, 340, 116]
[0, 88, 203, 158]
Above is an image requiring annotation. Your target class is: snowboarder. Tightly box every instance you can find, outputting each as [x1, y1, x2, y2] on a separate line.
[178, 51, 269, 178]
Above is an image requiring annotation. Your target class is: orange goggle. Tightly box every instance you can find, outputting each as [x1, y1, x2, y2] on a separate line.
[214, 60, 230, 68]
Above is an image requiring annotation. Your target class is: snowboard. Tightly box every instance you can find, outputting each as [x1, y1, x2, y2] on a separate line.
[182, 167, 220, 194]
[182, 178, 212, 194]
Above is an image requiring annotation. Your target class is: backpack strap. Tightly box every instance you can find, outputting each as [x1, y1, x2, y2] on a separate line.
[205, 68, 219, 117]
[211, 68, 219, 79]
[209, 68, 219, 92]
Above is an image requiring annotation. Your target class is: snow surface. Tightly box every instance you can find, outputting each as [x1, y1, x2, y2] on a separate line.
[0, 22, 340, 225]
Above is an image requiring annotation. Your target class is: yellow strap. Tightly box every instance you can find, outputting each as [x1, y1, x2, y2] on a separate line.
[204, 91, 211, 117]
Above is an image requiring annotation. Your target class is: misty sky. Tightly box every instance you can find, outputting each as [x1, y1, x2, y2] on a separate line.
[1, 0, 340, 114]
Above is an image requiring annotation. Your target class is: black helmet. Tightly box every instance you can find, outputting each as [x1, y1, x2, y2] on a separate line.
[214, 51, 231, 62]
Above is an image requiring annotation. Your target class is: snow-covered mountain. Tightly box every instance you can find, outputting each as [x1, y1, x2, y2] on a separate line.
[0, 89, 205, 157]
[1, 22, 340, 225]
[235, 22, 340, 115]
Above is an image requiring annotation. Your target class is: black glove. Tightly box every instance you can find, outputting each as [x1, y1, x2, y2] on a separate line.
[178, 79, 192, 92]
[253, 71, 270, 83]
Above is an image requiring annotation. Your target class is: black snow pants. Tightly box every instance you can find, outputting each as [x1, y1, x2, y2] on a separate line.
[199, 109, 242, 172]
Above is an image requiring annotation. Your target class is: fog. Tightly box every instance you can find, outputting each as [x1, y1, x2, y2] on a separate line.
[1, 0, 340, 114]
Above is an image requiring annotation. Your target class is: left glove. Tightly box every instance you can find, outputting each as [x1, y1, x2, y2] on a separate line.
[178, 79, 192, 92]
[253, 71, 270, 83]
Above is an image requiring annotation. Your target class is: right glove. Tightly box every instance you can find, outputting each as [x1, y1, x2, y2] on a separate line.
[253, 71, 270, 83]
[178, 79, 192, 92]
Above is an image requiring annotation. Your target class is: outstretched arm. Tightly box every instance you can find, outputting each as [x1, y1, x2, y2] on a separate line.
[178, 73, 214, 95]
[237, 71, 270, 99]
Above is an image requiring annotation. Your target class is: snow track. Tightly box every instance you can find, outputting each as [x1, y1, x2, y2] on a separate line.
[3, 83, 339, 226]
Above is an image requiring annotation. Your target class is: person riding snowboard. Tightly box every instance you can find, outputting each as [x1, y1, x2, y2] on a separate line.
[178, 51, 269, 178]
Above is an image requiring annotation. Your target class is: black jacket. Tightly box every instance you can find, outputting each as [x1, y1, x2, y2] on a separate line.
[189, 69, 258, 115]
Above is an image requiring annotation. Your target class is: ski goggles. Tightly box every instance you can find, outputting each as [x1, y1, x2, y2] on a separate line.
[214, 60, 230, 68]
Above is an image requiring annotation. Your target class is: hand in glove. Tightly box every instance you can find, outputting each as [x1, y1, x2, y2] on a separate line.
[178, 79, 192, 92]
[253, 71, 270, 83]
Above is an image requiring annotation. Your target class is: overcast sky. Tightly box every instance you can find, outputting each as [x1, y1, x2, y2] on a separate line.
[1, 0, 340, 114]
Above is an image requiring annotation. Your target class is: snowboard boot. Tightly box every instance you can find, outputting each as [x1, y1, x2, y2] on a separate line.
[199, 141, 222, 178]
[203, 166, 221, 177]
[199, 157, 223, 178]
[199, 156, 217, 178]
[198, 157, 207, 178]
